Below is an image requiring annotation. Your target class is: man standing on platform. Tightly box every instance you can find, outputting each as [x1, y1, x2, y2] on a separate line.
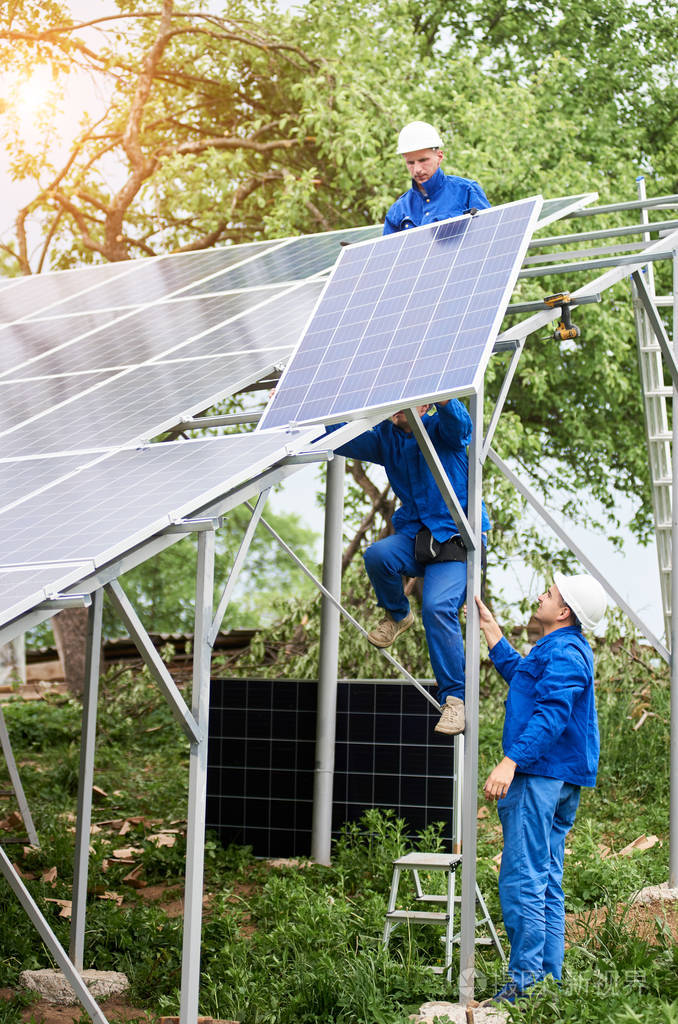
[335, 121, 491, 735]
[475, 574, 607, 1003]
[383, 120, 490, 235]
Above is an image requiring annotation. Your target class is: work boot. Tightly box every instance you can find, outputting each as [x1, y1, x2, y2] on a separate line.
[434, 695, 465, 735]
[367, 610, 414, 648]
[481, 981, 532, 1006]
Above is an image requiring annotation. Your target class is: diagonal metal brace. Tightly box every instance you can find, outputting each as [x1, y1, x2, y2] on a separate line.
[488, 448, 669, 662]
[208, 489, 270, 647]
[632, 269, 678, 389]
[247, 504, 441, 711]
[105, 580, 203, 744]
[404, 408, 476, 550]
[0, 845, 109, 1024]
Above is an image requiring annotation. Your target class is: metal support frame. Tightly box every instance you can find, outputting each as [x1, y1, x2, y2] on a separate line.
[672, 248, 678, 889]
[404, 408, 476, 549]
[0, 707, 39, 846]
[0, 845, 109, 1024]
[106, 580, 202, 744]
[311, 455, 345, 865]
[247, 504, 440, 712]
[208, 489, 270, 647]
[70, 589, 103, 969]
[180, 527, 215, 1024]
[458, 391, 484, 1004]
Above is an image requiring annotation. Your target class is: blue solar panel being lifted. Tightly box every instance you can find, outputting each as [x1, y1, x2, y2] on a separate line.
[259, 197, 542, 429]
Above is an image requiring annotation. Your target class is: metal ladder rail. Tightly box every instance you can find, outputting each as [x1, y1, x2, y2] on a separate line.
[633, 179, 677, 640]
[632, 284, 673, 638]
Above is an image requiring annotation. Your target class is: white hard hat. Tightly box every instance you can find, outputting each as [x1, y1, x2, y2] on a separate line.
[397, 121, 443, 154]
[554, 572, 607, 630]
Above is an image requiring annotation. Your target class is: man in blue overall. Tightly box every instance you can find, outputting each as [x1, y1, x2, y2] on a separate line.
[383, 120, 490, 235]
[335, 121, 491, 735]
[475, 573, 607, 1003]
[335, 400, 490, 735]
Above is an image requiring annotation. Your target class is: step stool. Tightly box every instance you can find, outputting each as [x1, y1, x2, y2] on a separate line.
[382, 851, 505, 980]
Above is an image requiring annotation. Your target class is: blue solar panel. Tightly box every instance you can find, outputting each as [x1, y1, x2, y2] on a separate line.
[0, 430, 315, 628]
[259, 197, 542, 429]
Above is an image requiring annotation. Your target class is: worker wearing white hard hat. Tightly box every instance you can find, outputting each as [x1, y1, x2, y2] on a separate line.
[383, 119, 491, 234]
[474, 573, 606, 1005]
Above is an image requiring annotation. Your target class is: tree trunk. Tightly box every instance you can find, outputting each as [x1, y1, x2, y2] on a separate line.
[52, 608, 91, 697]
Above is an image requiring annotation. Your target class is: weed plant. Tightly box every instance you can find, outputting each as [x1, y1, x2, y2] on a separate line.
[0, 630, 674, 1023]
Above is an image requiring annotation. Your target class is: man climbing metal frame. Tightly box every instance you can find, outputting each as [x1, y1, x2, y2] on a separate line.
[333, 401, 489, 735]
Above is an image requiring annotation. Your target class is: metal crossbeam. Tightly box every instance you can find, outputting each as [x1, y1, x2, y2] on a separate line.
[404, 409, 476, 550]
[488, 448, 669, 662]
[247, 505, 441, 711]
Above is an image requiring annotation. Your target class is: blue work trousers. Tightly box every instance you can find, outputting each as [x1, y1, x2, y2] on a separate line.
[497, 772, 581, 990]
[363, 532, 467, 703]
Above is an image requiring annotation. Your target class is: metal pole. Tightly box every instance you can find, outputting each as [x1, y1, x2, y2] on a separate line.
[311, 455, 345, 865]
[70, 588, 103, 970]
[180, 528, 215, 1024]
[671, 247, 678, 889]
[0, 708, 39, 847]
[0, 846, 109, 1024]
[636, 176, 656, 293]
[458, 390, 484, 1003]
[452, 734, 464, 855]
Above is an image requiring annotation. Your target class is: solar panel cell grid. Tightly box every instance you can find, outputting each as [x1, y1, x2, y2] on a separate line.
[0, 289, 299, 381]
[0, 564, 94, 628]
[0, 280, 324, 455]
[259, 197, 542, 429]
[0, 432, 312, 588]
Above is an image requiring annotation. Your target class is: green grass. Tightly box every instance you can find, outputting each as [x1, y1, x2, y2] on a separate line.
[0, 631, 674, 1023]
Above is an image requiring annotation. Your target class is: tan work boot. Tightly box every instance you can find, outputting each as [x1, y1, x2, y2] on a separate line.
[434, 696, 465, 735]
[367, 610, 414, 648]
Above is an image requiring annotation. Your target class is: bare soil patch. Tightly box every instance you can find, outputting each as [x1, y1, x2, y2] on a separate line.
[0, 991, 153, 1024]
[566, 897, 678, 946]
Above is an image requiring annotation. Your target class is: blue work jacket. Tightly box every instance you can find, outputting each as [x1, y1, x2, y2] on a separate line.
[383, 168, 491, 234]
[490, 627, 599, 787]
[333, 401, 490, 541]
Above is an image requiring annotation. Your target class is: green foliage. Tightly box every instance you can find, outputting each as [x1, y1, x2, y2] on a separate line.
[226, 557, 434, 681]
[2, 0, 671, 616]
[0, 631, 674, 1020]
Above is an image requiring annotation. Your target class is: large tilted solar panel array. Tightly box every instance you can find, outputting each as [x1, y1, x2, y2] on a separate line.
[1, 226, 380, 458]
[259, 197, 542, 429]
[0, 225, 382, 632]
[0, 431, 315, 627]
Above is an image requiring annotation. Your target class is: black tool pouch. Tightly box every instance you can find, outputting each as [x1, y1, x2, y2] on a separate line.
[414, 528, 467, 564]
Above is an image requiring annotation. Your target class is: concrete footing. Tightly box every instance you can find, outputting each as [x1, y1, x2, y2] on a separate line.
[19, 968, 129, 1005]
[632, 881, 678, 903]
[410, 1001, 508, 1023]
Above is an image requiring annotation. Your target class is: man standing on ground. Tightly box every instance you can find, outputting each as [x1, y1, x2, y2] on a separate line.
[383, 120, 490, 235]
[475, 573, 607, 1003]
